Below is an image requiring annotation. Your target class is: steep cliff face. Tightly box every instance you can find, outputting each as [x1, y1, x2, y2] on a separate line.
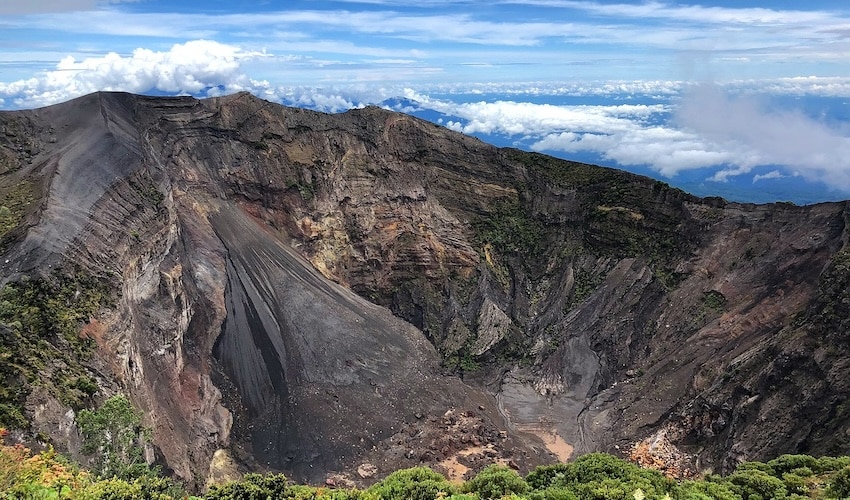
[0, 92, 847, 488]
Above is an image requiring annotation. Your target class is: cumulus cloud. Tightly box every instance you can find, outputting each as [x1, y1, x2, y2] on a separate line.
[0, 40, 266, 109]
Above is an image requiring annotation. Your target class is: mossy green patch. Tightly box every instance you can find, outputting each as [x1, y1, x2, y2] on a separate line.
[798, 249, 850, 337]
[0, 180, 36, 240]
[472, 199, 544, 259]
[0, 268, 112, 427]
[505, 149, 622, 188]
[129, 175, 164, 207]
[565, 269, 604, 312]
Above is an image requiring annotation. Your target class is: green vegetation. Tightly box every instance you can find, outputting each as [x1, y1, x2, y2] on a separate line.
[586, 206, 678, 263]
[288, 178, 316, 201]
[77, 395, 153, 481]
[0, 395, 185, 498]
[686, 290, 728, 331]
[462, 464, 529, 499]
[0, 180, 36, 241]
[444, 350, 481, 374]
[248, 139, 270, 150]
[701, 290, 727, 313]
[525, 453, 675, 500]
[4, 438, 850, 499]
[472, 199, 544, 258]
[827, 465, 850, 498]
[367, 466, 456, 500]
[129, 174, 164, 208]
[803, 249, 850, 335]
[565, 268, 604, 312]
[206, 473, 289, 499]
[0, 269, 111, 428]
[504, 149, 622, 188]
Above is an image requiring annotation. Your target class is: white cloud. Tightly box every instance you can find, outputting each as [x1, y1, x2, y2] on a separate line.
[738, 76, 850, 97]
[534, 1, 836, 26]
[402, 90, 668, 136]
[532, 128, 736, 176]
[676, 84, 850, 187]
[0, 40, 266, 108]
[6, 9, 570, 46]
[753, 170, 787, 183]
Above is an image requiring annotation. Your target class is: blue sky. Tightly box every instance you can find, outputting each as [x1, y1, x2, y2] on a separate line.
[4, 0, 850, 89]
[2, 0, 850, 202]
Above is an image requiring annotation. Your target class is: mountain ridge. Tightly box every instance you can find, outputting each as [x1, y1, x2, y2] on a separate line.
[0, 91, 848, 490]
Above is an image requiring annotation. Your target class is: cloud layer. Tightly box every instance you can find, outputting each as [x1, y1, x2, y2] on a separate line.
[676, 85, 850, 186]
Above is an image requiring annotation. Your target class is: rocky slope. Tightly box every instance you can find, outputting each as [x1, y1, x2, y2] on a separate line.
[0, 91, 848, 489]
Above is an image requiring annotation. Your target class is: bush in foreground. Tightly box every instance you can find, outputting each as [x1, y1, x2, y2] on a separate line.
[6, 427, 850, 500]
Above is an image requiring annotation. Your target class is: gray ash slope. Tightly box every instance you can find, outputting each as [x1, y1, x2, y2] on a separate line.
[1, 91, 848, 487]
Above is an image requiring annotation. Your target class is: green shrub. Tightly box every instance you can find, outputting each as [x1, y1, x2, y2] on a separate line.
[471, 199, 544, 257]
[568, 453, 649, 484]
[283, 484, 319, 499]
[78, 475, 183, 500]
[526, 486, 580, 500]
[205, 472, 289, 499]
[0, 269, 111, 429]
[767, 455, 818, 476]
[0, 404, 27, 430]
[815, 456, 850, 474]
[569, 477, 632, 500]
[526, 463, 572, 490]
[781, 473, 809, 496]
[787, 467, 813, 478]
[572, 453, 672, 494]
[462, 464, 530, 499]
[526, 453, 676, 500]
[280, 484, 375, 499]
[79, 477, 142, 499]
[827, 465, 850, 499]
[677, 479, 741, 500]
[727, 469, 787, 500]
[282, 484, 380, 500]
[367, 467, 455, 500]
[735, 461, 775, 476]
